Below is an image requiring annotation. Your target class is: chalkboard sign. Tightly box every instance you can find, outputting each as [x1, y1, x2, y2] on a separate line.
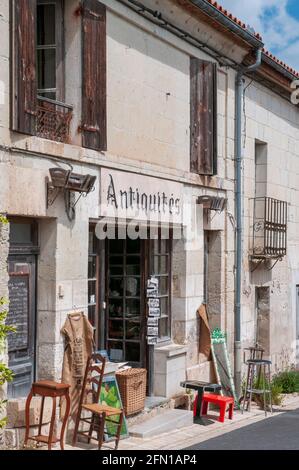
[211, 329, 238, 406]
[7, 274, 29, 352]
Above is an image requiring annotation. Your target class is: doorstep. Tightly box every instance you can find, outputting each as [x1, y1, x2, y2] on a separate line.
[128, 409, 194, 439]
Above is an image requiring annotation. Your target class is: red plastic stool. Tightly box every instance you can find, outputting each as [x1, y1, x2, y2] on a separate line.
[201, 393, 234, 423]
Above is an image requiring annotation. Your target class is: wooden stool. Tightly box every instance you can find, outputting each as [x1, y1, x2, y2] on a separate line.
[24, 380, 71, 450]
[202, 393, 234, 423]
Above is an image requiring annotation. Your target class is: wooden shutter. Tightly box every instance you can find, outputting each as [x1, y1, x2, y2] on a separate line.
[190, 58, 217, 175]
[12, 0, 37, 135]
[81, 0, 107, 151]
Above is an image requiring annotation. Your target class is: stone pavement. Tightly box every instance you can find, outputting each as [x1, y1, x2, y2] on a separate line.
[63, 394, 299, 451]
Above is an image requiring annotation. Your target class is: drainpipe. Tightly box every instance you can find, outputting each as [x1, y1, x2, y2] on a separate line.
[235, 48, 262, 398]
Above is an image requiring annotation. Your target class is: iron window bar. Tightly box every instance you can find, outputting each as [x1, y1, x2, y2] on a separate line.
[251, 197, 287, 262]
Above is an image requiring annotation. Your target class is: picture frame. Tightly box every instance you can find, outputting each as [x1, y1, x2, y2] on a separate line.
[148, 298, 160, 308]
[147, 326, 159, 336]
[211, 329, 239, 408]
[147, 336, 158, 345]
[148, 307, 160, 317]
[147, 317, 159, 326]
[99, 375, 129, 441]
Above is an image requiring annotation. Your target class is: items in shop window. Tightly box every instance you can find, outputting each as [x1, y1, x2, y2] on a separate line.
[148, 298, 160, 308]
[147, 336, 158, 345]
[146, 276, 159, 297]
[147, 276, 160, 344]
[147, 317, 159, 326]
[147, 326, 159, 336]
[148, 307, 160, 317]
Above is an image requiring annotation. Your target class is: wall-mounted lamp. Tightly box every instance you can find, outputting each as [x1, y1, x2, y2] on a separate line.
[47, 167, 97, 221]
[197, 195, 227, 212]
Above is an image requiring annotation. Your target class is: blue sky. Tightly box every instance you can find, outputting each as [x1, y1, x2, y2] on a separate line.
[219, 0, 299, 71]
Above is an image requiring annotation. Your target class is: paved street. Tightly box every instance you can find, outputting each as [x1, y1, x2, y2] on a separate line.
[187, 407, 299, 450]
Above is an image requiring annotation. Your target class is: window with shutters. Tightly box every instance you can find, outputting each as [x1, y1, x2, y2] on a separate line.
[37, 0, 63, 101]
[80, 0, 107, 152]
[12, 0, 72, 143]
[190, 58, 217, 176]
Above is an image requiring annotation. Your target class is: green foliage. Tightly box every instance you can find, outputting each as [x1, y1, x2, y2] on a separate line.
[253, 375, 283, 407]
[0, 214, 8, 225]
[272, 370, 299, 394]
[242, 372, 283, 408]
[0, 297, 15, 430]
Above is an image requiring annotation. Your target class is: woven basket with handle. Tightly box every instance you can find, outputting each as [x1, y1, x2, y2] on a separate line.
[116, 368, 147, 416]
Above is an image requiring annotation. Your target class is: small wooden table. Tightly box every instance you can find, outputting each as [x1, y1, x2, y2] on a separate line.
[24, 380, 71, 450]
[180, 380, 222, 423]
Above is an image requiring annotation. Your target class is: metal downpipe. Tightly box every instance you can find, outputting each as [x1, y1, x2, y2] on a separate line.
[235, 48, 262, 398]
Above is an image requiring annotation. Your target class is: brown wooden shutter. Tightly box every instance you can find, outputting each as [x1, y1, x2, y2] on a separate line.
[190, 58, 217, 175]
[81, 0, 107, 151]
[12, 0, 37, 135]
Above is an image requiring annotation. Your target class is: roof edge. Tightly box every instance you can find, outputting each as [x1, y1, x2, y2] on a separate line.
[189, 0, 264, 48]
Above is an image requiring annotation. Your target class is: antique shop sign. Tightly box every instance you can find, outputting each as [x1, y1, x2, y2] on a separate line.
[100, 169, 183, 224]
[7, 274, 29, 351]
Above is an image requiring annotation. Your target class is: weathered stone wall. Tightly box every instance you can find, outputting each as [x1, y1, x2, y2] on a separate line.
[242, 78, 299, 371]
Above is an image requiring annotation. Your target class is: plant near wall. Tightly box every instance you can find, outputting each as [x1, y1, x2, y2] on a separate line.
[272, 370, 299, 394]
[0, 297, 15, 430]
[0, 216, 15, 430]
[0, 215, 8, 225]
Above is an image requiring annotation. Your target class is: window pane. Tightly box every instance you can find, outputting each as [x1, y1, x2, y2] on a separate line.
[10, 223, 32, 244]
[88, 256, 96, 279]
[37, 49, 56, 90]
[38, 91, 56, 101]
[153, 238, 168, 255]
[108, 320, 123, 340]
[109, 278, 123, 298]
[109, 256, 123, 265]
[110, 265, 123, 276]
[108, 341, 123, 362]
[37, 4, 56, 46]
[125, 277, 140, 297]
[88, 280, 96, 305]
[125, 299, 141, 319]
[126, 321, 140, 340]
[125, 342, 140, 363]
[88, 305, 96, 327]
[160, 297, 168, 316]
[108, 299, 123, 318]
[159, 277, 168, 295]
[127, 238, 141, 254]
[109, 239, 124, 254]
[159, 317, 168, 338]
[153, 255, 168, 274]
[126, 256, 141, 275]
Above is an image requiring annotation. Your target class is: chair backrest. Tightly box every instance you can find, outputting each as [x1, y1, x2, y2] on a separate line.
[78, 353, 107, 408]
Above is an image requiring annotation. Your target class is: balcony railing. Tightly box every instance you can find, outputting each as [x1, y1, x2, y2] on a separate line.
[36, 96, 73, 144]
[251, 197, 287, 259]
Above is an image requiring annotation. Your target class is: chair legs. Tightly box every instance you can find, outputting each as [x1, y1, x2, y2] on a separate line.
[115, 412, 124, 450]
[72, 406, 82, 446]
[229, 403, 234, 420]
[98, 413, 106, 450]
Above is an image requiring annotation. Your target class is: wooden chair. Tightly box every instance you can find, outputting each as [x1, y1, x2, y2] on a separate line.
[72, 353, 124, 450]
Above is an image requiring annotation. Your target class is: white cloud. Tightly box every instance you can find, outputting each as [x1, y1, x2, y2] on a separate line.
[219, 0, 299, 69]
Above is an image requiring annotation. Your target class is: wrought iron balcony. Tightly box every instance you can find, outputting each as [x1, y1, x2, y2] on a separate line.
[251, 197, 287, 259]
[36, 96, 73, 144]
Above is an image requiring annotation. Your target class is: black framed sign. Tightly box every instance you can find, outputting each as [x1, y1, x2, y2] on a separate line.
[7, 273, 30, 352]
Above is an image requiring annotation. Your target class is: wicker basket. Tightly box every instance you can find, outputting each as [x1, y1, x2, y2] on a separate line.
[116, 368, 147, 416]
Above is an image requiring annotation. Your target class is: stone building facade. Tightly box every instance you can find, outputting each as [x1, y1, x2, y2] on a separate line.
[0, 0, 298, 447]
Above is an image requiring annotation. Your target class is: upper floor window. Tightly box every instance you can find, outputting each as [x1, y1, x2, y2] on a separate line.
[190, 58, 218, 176]
[11, 0, 107, 150]
[37, 0, 64, 101]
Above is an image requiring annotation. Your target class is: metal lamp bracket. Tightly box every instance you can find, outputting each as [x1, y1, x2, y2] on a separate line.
[47, 178, 61, 208]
